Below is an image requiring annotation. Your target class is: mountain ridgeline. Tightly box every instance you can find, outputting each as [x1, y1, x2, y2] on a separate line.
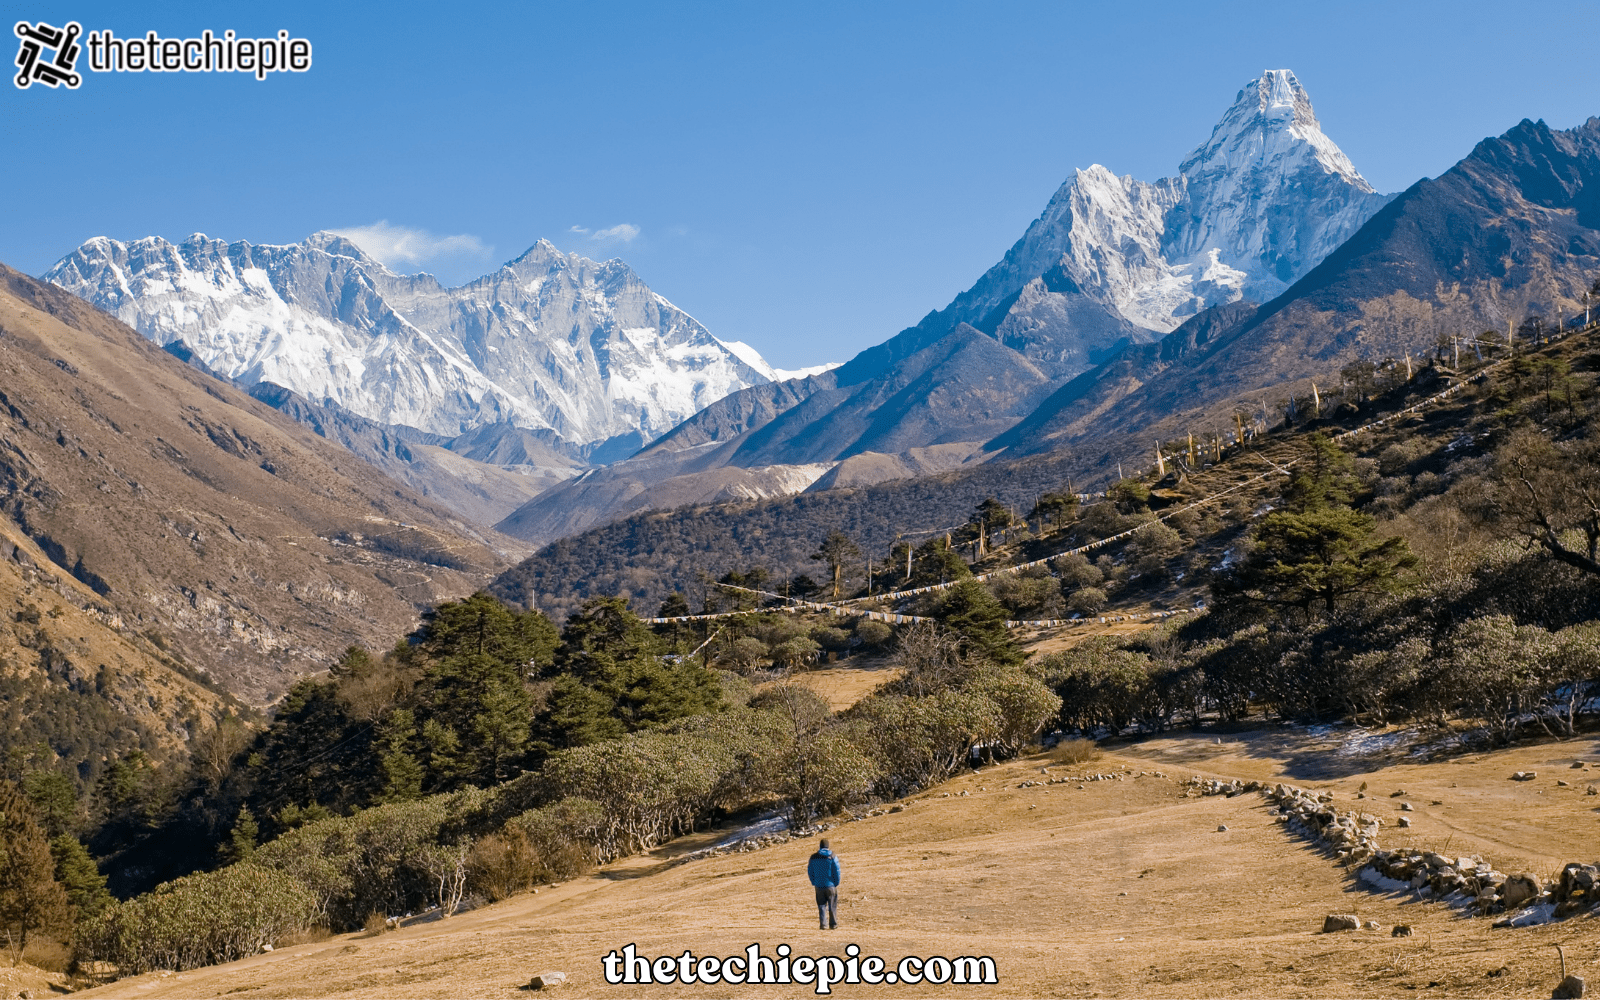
[485, 69, 1400, 545]
[44, 235, 794, 449]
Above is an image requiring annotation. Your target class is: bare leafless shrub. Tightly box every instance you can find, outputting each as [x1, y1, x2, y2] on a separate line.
[465, 828, 539, 902]
[22, 935, 72, 973]
[361, 910, 390, 936]
[1051, 737, 1101, 765]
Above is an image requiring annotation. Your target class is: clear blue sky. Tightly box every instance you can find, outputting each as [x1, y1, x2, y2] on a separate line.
[5, 0, 1596, 369]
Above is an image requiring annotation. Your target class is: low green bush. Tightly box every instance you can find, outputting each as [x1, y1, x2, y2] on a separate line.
[78, 864, 315, 973]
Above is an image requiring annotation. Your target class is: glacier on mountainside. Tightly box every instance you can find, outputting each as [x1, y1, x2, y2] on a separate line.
[43, 233, 803, 446]
[954, 69, 1393, 344]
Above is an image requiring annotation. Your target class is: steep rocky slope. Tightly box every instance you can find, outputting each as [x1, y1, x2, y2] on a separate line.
[0, 265, 505, 702]
[244, 382, 570, 531]
[0, 517, 238, 764]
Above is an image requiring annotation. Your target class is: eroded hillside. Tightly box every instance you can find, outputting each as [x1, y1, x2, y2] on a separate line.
[0, 264, 506, 703]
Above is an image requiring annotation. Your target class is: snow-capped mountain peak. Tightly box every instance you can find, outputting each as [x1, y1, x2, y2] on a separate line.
[1181, 69, 1374, 193]
[885, 68, 1394, 389]
[988, 68, 1390, 337]
[1165, 69, 1389, 303]
[44, 233, 793, 447]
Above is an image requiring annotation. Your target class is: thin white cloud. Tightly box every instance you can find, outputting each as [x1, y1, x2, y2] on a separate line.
[325, 220, 492, 270]
[568, 223, 642, 247]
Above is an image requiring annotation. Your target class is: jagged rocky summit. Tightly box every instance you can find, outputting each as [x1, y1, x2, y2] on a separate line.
[43, 234, 806, 449]
[895, 69, 1393, 379]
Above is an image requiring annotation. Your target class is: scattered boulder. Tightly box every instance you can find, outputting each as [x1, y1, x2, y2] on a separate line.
[1401, 802, 1414, 811]
[1557, 863, 1598, 904]
[1512, 771, 1538, 781]
[1392, 925, 1413, 937]
[1217, 825, 1229, 832]
[1502, 874, 1541, 908]
[1364, 920, 1382, 930]
[1555, 974, 1586, 999]
[1322, 913, 1361, 933]
[1398, 816, 1412, 828]
[1572, 762, 1587, 769]
[522, 971, 568, 991]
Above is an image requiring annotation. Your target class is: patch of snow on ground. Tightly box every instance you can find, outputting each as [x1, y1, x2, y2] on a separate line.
[1334, 727, 1416, 758]
[1505, 903, 1556, 927]
[1358, 867, 1412, 895]
[716, 812, 789, 848]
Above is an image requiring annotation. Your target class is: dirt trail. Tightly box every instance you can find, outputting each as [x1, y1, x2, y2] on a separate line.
[74, 734, 1600, 999]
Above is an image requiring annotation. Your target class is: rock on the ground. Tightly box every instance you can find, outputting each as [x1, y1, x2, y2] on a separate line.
[1322, 913, 1361, 932]
[524, 971, 568, 990]
[1555, 974, 1586, 999]
[1391, 925, 1412, 937]
[1512, 771, 1538, 781]
[1501, 874, 1540, 908]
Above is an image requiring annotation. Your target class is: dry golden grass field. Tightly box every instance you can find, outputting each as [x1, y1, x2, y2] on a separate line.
[60, 725, 1600, 1000]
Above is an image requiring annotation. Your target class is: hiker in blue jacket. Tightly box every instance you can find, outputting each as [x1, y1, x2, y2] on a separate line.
[807, 837, 841, 929]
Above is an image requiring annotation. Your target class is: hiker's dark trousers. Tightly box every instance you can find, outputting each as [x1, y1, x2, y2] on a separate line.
[815, 885, 838, 928]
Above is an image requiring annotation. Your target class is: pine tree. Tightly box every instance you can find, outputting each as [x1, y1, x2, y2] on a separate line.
[21, 772, 76, 840]
[374, 709, 424, 802]
[911, 535, 971, 586]
[471, 681, 532, 783]
[1108, 478, 1152, 515]
[533, 675, 625, 751]
[557, 597, 665, 679]
[1232, 506, 1417, 615]
[1028, 491, 1078, 529]
[48, 835, 110, 924]
[1221, 433, 1417, 616]
[937, 579, 1022, 666]
[221, 806, 259, 865]
[0, 782, 71, 965]
[421, 718, 464, 787]
[810, 532, 861, 600]
[415, 592, 559, 670]
[657, 593, 691, 619]
[422, 652, 534, 786]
